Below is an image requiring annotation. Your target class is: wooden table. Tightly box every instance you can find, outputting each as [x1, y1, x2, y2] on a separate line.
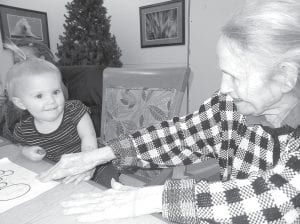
[0, 142, 167, 224]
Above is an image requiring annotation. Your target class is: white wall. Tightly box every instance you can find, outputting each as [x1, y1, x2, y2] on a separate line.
[104, 0, 243, 113]
[104, 0, 187, 68]
[0, 0, 71, 85]
[189, 0, 243, 112]
[0, 0, 243, 113]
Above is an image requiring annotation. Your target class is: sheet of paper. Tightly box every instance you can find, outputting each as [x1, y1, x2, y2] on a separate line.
[0, 157, 59, 214]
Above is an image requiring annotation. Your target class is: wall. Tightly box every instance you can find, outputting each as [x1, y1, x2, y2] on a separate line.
[104, 0, 187, 68]
[189, 0, 243, 112]
[0, 0, 243, 113]
[104, 0, 243, 113]
[0, 0, 71, 85]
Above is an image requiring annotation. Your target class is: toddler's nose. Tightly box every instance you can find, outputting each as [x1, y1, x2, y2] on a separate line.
[46, 95, 56, 103]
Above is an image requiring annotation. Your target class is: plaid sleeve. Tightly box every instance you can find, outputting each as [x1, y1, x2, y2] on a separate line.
[162, 143, 300, 223]
[109, 92, 238, 169]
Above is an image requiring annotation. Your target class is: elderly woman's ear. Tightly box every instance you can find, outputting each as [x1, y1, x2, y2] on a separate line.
[274, 62, 299, 93]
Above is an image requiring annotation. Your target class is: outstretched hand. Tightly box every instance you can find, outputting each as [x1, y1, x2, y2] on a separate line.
[62, 168, 96, 185]
[38, 147, 116, 182]
[61, 179, 163, 222]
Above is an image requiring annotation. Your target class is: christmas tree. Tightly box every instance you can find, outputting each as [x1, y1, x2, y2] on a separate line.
[56, 0, 122, 67]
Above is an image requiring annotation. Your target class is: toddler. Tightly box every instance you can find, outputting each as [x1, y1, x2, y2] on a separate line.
[6, 58, 118, 186]
[1, 38, 68, 141]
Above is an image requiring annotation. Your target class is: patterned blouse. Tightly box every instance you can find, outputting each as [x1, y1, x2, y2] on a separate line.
[14, 100, 89, 162]
[109, 92, 300, 224]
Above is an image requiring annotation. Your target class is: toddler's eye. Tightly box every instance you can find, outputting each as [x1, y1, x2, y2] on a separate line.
[35, 94, 43, 99]
[53, 90, 61, 95]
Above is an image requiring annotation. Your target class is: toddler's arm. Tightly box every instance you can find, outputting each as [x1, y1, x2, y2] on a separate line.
[62, 112, 98, 184]
[77, 112, 98, 151]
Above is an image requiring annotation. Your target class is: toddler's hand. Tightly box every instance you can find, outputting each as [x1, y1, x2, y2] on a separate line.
[21, 146, 46, 161]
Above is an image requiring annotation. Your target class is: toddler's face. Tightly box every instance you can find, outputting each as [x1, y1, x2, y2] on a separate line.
[16, 72, 65, 123]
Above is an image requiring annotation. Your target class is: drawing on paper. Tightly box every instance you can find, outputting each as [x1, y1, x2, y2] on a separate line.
[0, 169, 31, 201]
[0, 157, 58, 214]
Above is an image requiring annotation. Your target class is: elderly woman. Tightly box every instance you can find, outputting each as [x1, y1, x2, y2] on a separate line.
[40, 0, 300, 223]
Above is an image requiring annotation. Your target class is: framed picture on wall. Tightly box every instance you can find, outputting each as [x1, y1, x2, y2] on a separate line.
[139, 0, 185, 48]
[0, 4, 50, 47]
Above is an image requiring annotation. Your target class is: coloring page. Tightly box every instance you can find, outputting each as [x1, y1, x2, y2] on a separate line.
[0, 157, 58, 213]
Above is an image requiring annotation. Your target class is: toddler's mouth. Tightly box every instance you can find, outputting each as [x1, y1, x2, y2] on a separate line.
[45, 107, 58, 111]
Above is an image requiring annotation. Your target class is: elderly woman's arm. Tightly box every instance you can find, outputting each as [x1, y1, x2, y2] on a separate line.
[109, 92, 231, 170]
[39, 92, 228, 181]
[162, 149, 300, 223]
[59, 149, 299, 223]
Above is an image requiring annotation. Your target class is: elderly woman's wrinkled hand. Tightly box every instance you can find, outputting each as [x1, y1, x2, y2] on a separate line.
[62, 168, 96, 185]
[38, 147, 116, 182]
[38, 152, 96, 182]
[61, 179, 163, 222]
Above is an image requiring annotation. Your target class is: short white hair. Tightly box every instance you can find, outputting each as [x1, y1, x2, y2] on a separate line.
[222, 0, 300, 69]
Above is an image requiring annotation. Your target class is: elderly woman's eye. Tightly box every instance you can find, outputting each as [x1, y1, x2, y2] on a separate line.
[233, 77, 240, 85]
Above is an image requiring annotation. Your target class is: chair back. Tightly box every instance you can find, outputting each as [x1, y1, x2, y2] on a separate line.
[100, 67, 219, 187]
[101, 66, 190, 142]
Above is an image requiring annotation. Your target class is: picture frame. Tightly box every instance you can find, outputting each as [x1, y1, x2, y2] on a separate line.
[139, 0, 185, 48]
[0, 4, 50, 48]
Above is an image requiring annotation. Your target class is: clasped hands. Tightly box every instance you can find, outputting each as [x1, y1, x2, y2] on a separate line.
[38, 150, 101, 184]
[22, 146, 97, 184]
[39, 146, 115, 182]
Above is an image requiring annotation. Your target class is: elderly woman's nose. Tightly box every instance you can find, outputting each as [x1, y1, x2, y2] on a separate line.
[220, 74, 234, 94]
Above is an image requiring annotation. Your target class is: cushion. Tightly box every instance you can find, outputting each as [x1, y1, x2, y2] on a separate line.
[102, 86, 176, 141]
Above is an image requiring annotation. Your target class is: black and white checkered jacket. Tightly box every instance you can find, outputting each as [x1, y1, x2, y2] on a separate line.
[109, 92, 300, 224]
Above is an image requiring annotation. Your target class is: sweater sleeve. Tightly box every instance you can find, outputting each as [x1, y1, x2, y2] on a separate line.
[109, 92, 238, 169]
[161, 143, 300, 223]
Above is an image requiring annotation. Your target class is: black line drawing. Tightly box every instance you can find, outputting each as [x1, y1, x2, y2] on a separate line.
[0, 169, 31, 201]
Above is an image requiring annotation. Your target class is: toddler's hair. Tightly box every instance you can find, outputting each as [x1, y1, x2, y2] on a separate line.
[5, 58, 62, 100]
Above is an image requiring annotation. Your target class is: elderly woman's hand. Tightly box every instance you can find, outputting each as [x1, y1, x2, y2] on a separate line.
[62, 168, 96, 185]
[61, 179, 163, 222]
[38, 146, 116, 182]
